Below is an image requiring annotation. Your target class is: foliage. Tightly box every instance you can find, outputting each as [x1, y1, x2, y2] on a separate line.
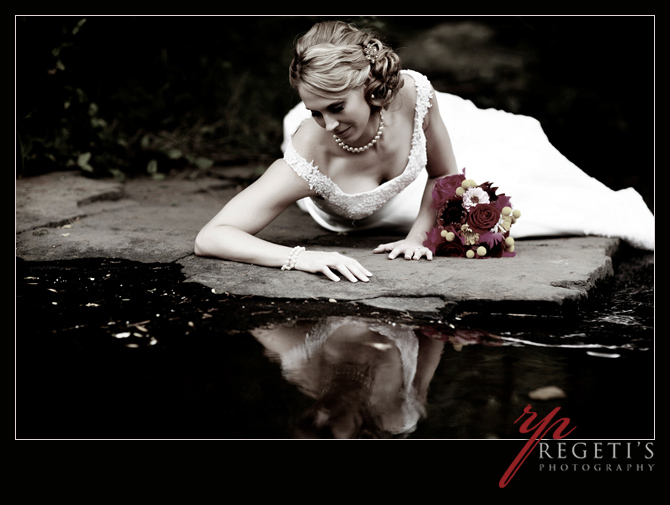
[16, 14, 653, 211]
[16, 16, 318, 179]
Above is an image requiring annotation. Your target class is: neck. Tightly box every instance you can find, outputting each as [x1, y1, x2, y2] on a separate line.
[354, 110, 381, 147]
[332, 109, 385, 154]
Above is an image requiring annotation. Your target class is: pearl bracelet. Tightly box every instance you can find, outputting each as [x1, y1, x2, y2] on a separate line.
[281, 246, 305, 271]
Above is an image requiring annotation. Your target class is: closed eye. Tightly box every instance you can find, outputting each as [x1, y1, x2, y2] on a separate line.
[310, 103, 344, 118]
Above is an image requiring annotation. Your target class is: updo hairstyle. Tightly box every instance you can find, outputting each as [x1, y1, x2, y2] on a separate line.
[289, 21, 403, 111]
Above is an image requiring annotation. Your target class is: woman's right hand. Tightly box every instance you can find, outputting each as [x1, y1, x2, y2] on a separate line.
[295, 250, 373, 283]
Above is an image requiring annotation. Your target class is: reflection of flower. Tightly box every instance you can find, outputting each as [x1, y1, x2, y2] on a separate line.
[420, 325, 502, 348]
[423, 168, 521, 259]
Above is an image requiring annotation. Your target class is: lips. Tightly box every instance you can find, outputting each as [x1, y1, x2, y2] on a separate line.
[334, 126, 351, 139]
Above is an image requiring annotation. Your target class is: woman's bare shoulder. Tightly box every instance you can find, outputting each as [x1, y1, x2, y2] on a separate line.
[387, 72, 419, 120]
[399, 72, 418, 102]
[290, 117, 331, 159]
[251, 157, 317, 201]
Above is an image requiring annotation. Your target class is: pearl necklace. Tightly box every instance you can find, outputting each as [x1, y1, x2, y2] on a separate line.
[333, 110, 385, 154]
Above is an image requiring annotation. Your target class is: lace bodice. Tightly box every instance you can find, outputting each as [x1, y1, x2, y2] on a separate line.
[283, 70, 433, 221]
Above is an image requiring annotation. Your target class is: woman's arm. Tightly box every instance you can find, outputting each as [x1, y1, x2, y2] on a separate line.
[194, 159, 373, 282]
[374, 85, 459, 260]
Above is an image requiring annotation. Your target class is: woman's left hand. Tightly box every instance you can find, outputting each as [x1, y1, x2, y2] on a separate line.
[373, 240, 433, 261]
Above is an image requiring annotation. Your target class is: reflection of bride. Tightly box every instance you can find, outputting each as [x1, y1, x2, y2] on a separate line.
[251, 317, 444, 438]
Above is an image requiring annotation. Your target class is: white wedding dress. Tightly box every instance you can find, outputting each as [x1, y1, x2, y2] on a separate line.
[281, 70, 654, 251]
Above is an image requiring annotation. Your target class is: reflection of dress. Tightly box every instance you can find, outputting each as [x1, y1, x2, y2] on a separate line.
[282, 70, 654, 250]
[279, 317, 424, 435]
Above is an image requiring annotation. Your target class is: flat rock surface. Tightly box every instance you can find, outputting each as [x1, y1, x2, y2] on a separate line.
[16, 169, 621, 315]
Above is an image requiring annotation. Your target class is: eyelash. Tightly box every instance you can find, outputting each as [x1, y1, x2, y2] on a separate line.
[311, 105, 344, 118]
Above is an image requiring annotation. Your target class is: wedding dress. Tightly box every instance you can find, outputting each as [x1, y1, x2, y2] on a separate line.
[281, 70, 654, 251]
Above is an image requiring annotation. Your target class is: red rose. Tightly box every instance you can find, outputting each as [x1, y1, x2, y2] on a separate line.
[467, 203, 501, 234]
[431, 173, 466, 208]
[423, 226, 467, 257]
[435, 237, 467, 257]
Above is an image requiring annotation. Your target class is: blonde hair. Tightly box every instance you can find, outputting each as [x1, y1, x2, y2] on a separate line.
[289, 21, 403, 110]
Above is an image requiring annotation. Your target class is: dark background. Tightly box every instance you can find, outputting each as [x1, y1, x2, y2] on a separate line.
[16, 15, 654, 208]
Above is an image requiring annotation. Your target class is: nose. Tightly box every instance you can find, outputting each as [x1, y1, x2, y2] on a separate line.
[324, 115, 339, 132]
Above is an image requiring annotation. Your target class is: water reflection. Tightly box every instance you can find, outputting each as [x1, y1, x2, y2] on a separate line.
[251, 316, 501, 438]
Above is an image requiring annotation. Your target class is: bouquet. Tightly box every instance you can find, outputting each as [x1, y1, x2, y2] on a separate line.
[423, 169, 520, 258]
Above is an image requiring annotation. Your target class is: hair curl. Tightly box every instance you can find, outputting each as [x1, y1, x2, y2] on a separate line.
[289, 21, 403, 111]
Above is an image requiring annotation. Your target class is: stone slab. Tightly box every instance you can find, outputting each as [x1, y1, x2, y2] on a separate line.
[16, 170, 620, 315]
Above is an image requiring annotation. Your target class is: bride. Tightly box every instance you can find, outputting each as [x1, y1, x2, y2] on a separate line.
[194, 20, 654, 282]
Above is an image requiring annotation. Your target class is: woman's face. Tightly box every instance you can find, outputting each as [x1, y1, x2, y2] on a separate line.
[298, 85, 373, 146]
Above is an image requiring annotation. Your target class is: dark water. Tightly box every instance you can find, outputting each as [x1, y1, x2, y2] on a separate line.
[15, 247, 654, 440]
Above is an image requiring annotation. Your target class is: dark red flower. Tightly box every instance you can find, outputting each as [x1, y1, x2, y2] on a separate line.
[422, 227, 444, 254]
[438, 200, 466, 227]
[423, 226, 467, 257]
[431, 172, 466, 209]
[467, 203, 501, 234]
[435, 237, 467, 257]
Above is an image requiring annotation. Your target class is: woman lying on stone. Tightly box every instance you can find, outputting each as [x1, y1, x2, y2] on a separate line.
[194, 20, 654, 282]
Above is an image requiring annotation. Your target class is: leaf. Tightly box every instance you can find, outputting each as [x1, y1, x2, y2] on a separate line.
[496, 194, 512, 209]
[72, 18, 86, 35]
[108, 168, 126, 182]
[194, 157, 213, 170]
[77, 152, 93, 172]
[528, 386, 567, 400]
[147, 159, 158, 175]
[478, 232, 504, 249]
[147, 159, 165, 180]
